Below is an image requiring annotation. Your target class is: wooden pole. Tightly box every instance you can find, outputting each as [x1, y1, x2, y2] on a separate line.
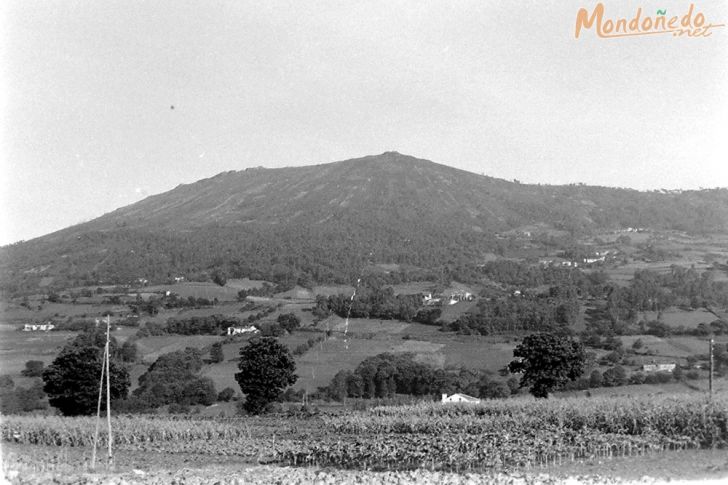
[90, 344, 107, 470]
[106, 315, 113, 467]
[709, 338, 714, 398]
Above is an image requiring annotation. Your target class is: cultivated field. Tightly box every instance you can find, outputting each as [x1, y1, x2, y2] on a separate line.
[2, 392, 727, 483]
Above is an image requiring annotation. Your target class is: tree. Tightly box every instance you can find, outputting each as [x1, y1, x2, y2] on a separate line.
[120, 339, 138, 363]
[211, 269, 227, 287]
[210, 342, 224, 363]
[42, 336, 130, 416]
[181, 377, 217, 406]
[589, 369, 603, 388]
[235, 337, 297, 414]
[507, 333, 585, 398]
[133, 348, 215, 408]
[277, 313, 301, 332]
[21, 360, 44, 377]
[602, 365, 627, 387]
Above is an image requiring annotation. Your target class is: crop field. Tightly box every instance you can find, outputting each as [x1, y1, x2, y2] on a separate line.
[2, 392, 727, 477]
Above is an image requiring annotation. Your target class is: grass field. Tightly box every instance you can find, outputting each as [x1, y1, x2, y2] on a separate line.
[0, 325, 75, 374]
[135, 335, 221, 364]
[224, 278, 270, 290]
[0, 301, 119, 323]
[311, 285, 355, 297]
[638, 308, 718, 328]
[293, 335, 404, 392]
[316, 316, 410, 335]
[143, 282, 241, 301]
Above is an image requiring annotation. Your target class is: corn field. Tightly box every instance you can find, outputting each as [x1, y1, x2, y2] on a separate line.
[2, 392, 726, 472]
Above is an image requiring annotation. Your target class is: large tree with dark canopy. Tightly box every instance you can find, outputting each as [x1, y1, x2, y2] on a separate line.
[508, 332, 585, 398]
[42, 330, 130, 416]
[235, 337, 297, 414]
[133, 347, 217, 408]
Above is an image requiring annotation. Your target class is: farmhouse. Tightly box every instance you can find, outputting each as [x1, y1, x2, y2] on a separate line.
[441, 393, 481, 404]
[227, 325, 259, 336]
[23, 323, 55, 332]
[642, 363, 676, 372]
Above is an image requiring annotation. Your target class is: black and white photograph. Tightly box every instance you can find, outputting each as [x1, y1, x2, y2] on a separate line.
[1, 1, 727, 483]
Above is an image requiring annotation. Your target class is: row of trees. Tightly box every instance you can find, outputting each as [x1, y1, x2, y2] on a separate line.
[605, 267, 728, 321]
[319, 353, 516, 401]
[478, 261, 609, 297]
[449, 292, 579, 335]
[36, 328, 298, 416]
[317, 286, 423, 322]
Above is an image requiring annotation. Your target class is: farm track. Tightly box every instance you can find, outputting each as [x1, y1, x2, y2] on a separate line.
[2, 443, 728, 484]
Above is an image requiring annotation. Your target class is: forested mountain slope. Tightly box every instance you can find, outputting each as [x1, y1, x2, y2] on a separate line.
[2, 152, 727, 294]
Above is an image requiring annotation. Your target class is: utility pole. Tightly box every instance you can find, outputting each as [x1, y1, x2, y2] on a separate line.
[106, 315, 113, 466]
[91, 315, 113, 470]
[90, 344, 106, 470]
[709, 338, 714, 399]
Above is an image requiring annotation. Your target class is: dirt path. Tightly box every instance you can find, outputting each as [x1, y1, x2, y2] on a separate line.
[2, 444, 727, 484]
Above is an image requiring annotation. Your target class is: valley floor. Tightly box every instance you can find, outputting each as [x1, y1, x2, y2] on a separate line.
[1, 444, 728, 485]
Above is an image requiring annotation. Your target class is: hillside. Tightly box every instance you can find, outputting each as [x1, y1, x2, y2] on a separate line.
[2, 152, 728, 294]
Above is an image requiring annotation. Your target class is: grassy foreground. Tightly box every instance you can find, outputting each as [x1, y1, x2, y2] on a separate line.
[2, 392, 727, 473]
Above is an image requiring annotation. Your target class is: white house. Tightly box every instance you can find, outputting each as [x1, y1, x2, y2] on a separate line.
[23, 323, 55, 332]
[642, 363, 676, 372]
[227, 325, 259, 336]
[441, 393, 481, 404]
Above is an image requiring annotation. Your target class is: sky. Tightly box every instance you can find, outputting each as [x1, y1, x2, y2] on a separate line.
[1, 0, 727, 245]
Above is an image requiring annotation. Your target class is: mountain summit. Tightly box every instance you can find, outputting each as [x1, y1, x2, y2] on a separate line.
[2, 152, 727, 292]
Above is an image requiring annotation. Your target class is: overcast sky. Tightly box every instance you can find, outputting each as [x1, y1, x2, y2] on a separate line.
[1, 0, 727, 245]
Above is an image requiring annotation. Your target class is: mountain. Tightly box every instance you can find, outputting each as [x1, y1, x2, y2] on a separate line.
[2, 152, 727, 294]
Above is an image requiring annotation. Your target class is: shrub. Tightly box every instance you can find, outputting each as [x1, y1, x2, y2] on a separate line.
[210, 342, 224, 363]
[629, 372, 646, 385]
[602, 366, 627, 387]
[217, 387, 235, 402]
[21, 360, 45, 377]
[168, 403, 191, 414]
[277, 313, 301, 332]
[589, 370, 603, 388]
